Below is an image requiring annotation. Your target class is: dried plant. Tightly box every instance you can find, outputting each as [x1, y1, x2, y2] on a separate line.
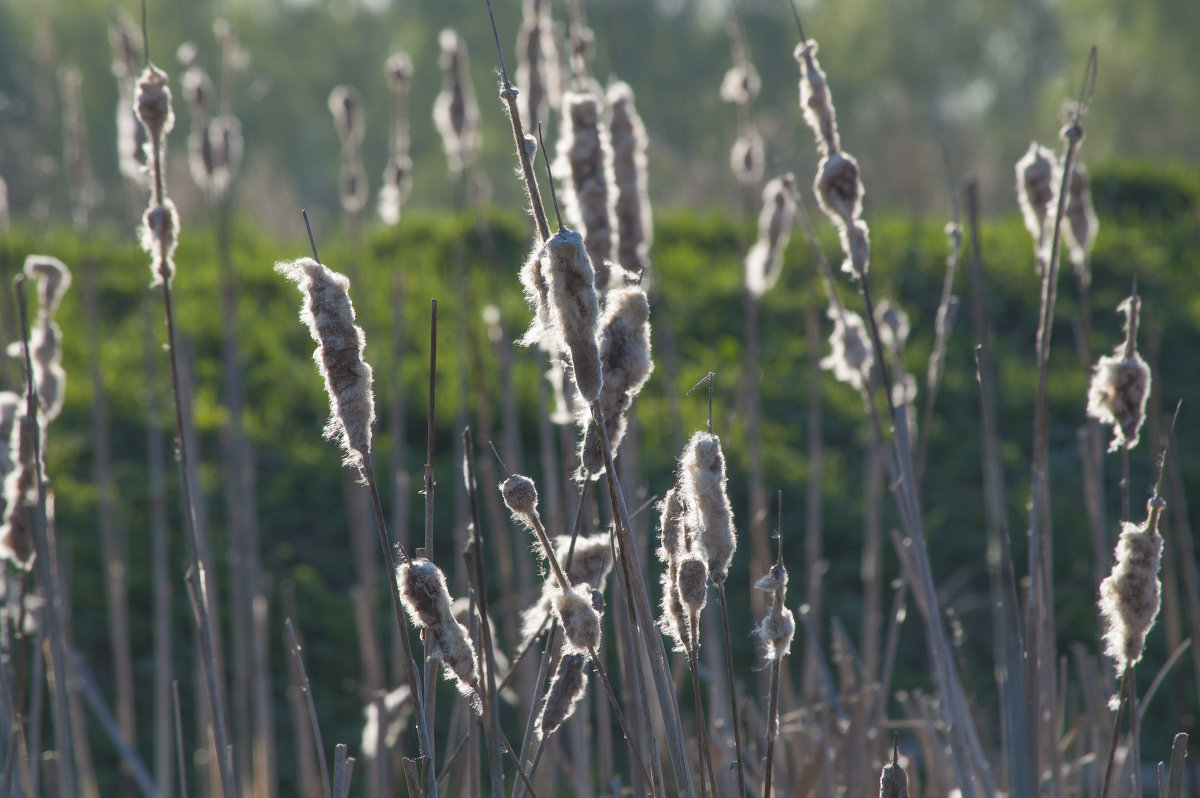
[516, 0, 559, 138]
[607, 81, 652, 279]
[433, 29, 481, 179]
[380, 51, 414, 225]
[745, 174, 797, 298]
[555, 90, 617, 288]
[1086, 295, 1151, 453]
[397, 558, 481, 707]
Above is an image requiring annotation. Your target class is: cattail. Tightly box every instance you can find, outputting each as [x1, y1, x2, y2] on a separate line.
[521, 533, 612, 639]
[276, 258, 375, 469]
[579, 285, 653, 475]
[794, 40, 840, 156]
[380, 51, 414, 226]
[328, 85, 365, 153]
[730, 126, 765, 188]
[501, 473, 540, 530]
[397, 558, 480, 705]
[821, 306, 873, 392]
[657, 486, 687, 563]
[339, 160, 368, 214]
[0, 411, 38, 568]
[140, 200, 180, 287]
[815, 151, 862, 230]
[1086, 296, 1151, 452]
[874, 299, 910, 354]
[110, 14, 150, 186]
[552, 584, 602, 654]
[556, 90, 617, 289]
[1099, 498, 1165, 671]
[720, 63, 761, 106]
[879, 753, 911, 798]
[360, 685, 411, 760]
[754, 563, 795, 662]
[677, 555, 708, 616]
[838, 218, 871, 279]
[1015, 142, 1056, 246]
[544, 230, 603, 403]
[745, 174, 796, 298]
[518, 242, 553, 347]
[182, 64, 213, 120]
[537, 653, 588, 739]
[1063, 162, 1098, 278]
[135, 64, 175, 149]
[18, 257, 72, 422]
[516, 0, 560, 137]
[433, 29, 481, 178]
[607, 81, 652, 279]
[207, 114, 244, 197]
[0, 393, 19, 478]
[680, 431, 736, 581]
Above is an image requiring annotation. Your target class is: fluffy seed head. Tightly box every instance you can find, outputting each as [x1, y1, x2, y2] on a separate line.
[556, 533, 611, 590]
[579, 285, 653, 475]
[815, 152, 862, 228]
[134, 64, 174, 145]
[433, 29, 481, 177]
[1063, 163, 1098, 274]
[518, 242, 552, 348]
[874, 300, 910, 353]
[397, 558, 480, 705]
[538, 653, 588, 739]
[378, 156, 413, 226]
[794, 40, 839, 156]
[385, 51, 413, 91]
[0, 412, 38, 568]
[1086, 297, 1150, 452]
[556, 91, 617, 288]
[821, 307, 873, 392]
[880, 757, 911, 798]
[1099, 499, 1165, 670]
[745, 175, 796, 297]
[839, 219, 871, 279]
[0, 393, 19, 475]
[1016, 142, 1056, 245]
[140, 200, 180, 287]
[276, 258, 375, 469]
[339, 159, 368, 214]
[516, 0, 559, 137]
[24, 257, 71, 321]
[756, 606, 795, 662]
[553, 585, 602, 654]
[501, 474, 540, 528]
[730, 126, 765, 187]
[720, 64, 760, 105]
[657, 486, 688, 563]
[677, 556, 708, 613]
[182, 66, 212, 118]
[328, 85, 364, 151]
[607, 81, 653, 279]
[544, 230, 603, 403]
[659, 576, 692, 654]
[681, 431, 736, 580]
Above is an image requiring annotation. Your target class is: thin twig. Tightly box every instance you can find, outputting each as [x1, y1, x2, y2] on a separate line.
[172, 681, 190, 798]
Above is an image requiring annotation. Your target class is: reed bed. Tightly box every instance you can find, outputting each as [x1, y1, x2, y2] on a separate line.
[0, 3, 1196, 798]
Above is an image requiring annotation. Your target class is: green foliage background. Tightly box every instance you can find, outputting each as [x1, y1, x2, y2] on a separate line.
[1, 161, 1198, 792]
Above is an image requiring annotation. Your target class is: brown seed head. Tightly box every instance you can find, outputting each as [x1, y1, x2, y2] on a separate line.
[730, 126, 765, 187]
[140, 200, 180, 287]
[821, 306, 873, 392]
[328, 85, 365, 152]
[1015, 142, 1056, 245]
[556, 90, 617, 288]
[553, 585, 602, 655]
[815, 152, 862, 229]
[134, 64, 175, 145]
[677, 556, 708, 613]
[607, 81, 653, 279]
[794, 39, 840, 156]
[1063, 163, 1098, 275]
[745, 174, 796, 297]
[545, 230, 603, 402]
[537, 653, 588, 739]
[879, 757, 910, 798]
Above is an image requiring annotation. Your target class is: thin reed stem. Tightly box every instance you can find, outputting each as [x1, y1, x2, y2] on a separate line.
[286, 619, 332, 798]
[173, 680, 190, 798]
[714, 579, 748, 798]
[687, 652, 716, 797]
[1100, 665, 1131, 798]
[587, 646, 655, 794]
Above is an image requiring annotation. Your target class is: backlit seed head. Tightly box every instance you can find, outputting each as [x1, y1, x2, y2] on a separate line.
[134, 64, 174, 144]
[1016, 142, 1056, 245]
[553, 585, 602, 654]
[1099, 499, 1165, 670]
[681, 431, 736, 581]
[1086, 296, 1150, 452]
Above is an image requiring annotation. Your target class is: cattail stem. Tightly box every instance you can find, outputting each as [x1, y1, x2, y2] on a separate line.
[586, 646, 655, 794]
[462, 428, 506, 797]
[286, 619, 332, 798]
[687, 651, 718, 797]
[172, 681, 190, 798]
[1100, 665, 1132, 798]
[762, 655, 782, 798]
[714, 578, 748, 798]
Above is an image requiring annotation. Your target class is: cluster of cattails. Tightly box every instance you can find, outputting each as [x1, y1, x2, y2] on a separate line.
[657, 487, 708, 655]
[179, 41, 243, 202]
[516, 0, 560, 139]
[795, 39, 870, 280]
[329, 85, 368, 215]
[275, 258, 375, 469]
[433, 29, 481, 181]
[744, 174, 796, 297]
[134, 58, 180, 287]
[0, 256, 72, 568]
[1086, 295, 1151, 452]
[379, 50, 413, 225]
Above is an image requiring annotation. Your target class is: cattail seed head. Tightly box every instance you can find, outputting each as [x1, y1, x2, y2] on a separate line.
[544, 230, 603, 403]
[745, 174, 796, 298]
[677, 555, 708, 614]
[518, 242, 553, 347]
[879, 757, 911, 798]
[538, 653, 588, 739]
[378, 156, 413, 226]
[140, 200, 180, 287]
[433, 29, 481, 178]
[657, 486, 688, 563]
[516, 0, 559, 137]
[553, 585, 602, 654]
[821, 306, 873, 392]
[276, 258, 375, 469]
[659, 576, 692, 654]
[385, 51, 413, 91]
[755, 605, 795, 662]
[1086, 296, 1150, 452]
[0, 393, 19, 476]
[681, 431, 736, 581]
[794, 40, 840, 156]
[339, 159, 368, 214]
[1099, 498, 1165, 671]
[182, 66, 213, 119]
[838, 219, 871, 279]
[579, 285, 653, 475]
[556, 533, 611, 590]
[1063, 163, 1098, 274]
[874, 300, 910, 354]
[501, 473, 540, 528]
[328, 85, 364, 152]
[607, 81, 653, 279]
[720, 63, 761, 105]
[730, 126, 765, 187]
[556, 91, 617, 289]
[397, 558, 481, 705]
[0, 411, 38, 568]
[815, 151, 862, 228]
[1016, 142, 1056, 245]
[135, 64, 174, 146]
